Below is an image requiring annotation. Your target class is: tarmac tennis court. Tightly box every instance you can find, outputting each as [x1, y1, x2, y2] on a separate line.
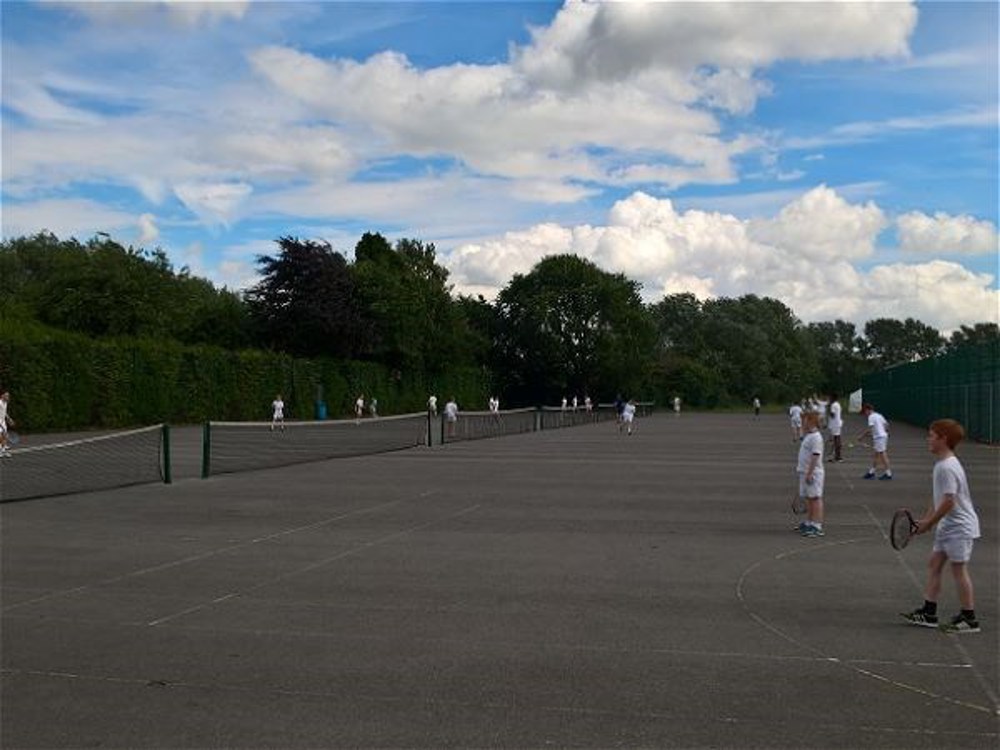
[2, 412, 997, 748]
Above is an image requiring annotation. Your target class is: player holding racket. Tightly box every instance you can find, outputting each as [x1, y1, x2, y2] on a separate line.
[901, 419, 981, 633]
[796, 411, 825, 537]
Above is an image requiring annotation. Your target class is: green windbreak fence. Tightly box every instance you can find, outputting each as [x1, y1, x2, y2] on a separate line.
[862, 342, 999, 444]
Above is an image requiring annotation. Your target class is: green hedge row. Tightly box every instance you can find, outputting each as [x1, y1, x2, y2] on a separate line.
[0, 319, 489, 431]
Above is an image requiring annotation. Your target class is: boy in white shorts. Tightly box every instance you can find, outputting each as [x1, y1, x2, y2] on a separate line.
[796, 411, 825, 537]
[902, 419, 981, 633]
[620, 400, 636, 435]
[858, 403, 892, 480]
[271, 394, 285, 431]
[788, 402, 803, 441]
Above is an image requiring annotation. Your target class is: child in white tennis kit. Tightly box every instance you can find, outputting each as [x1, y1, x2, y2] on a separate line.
[859, 403, 892, 480]
[271, 394, 285, 431]
[903, 419, 981, 633]
[796, 411, 825, 537]
[620, 400, 636, 435]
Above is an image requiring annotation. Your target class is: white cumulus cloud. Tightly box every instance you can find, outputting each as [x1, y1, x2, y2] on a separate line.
[444, 185, 998, 331]
[897, 211, 998, 255]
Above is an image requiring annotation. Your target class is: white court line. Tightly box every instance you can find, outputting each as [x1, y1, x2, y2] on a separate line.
[2, 494, 431, 613]
[861, 502, 1000, 715]
[736, 539, 998, 717]
[146, 503, 482, 627]
[3, 666, 996, 741]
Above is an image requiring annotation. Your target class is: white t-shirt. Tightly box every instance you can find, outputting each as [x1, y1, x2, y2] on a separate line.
[827, 401, 842, 433]
[0, 398, 7, 434]
[789, 404, 803, 423]
[867, 411, 888, 439]
[272, 399, 284, 418]
[428, 396, 437, 411]
[797, 430, 825, 473]
[933, 456, 980, 540]
[622, 403, 636, 422]
[444, 401, 458, 421]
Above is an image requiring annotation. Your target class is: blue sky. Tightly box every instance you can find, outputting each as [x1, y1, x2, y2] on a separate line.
[2, 0, 997, 331]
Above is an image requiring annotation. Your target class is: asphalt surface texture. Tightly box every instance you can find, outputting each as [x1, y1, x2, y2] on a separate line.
[2, 411, 998, 749]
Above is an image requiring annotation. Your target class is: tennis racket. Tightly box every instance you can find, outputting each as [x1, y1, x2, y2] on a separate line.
[5, 431, 18, 446]
[791, 493, 807, 515]
[890, 508, 919, 550]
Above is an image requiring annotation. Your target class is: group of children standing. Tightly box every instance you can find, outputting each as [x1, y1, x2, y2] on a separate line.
[791, 395, 981, 634]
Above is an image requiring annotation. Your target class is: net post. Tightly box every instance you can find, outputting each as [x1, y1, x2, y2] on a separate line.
[161, 424, 172, 484]
[201, 422, 211, 479]
[426, 409, 433, 447]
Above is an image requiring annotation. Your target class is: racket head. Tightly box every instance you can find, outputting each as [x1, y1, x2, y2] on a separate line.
[791, 494, 807, 515]
[5, 431, 18, 446]
[890, 508, 916, 550]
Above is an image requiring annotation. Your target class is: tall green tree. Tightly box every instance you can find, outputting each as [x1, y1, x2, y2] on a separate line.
[352, 232, 467, 375]
[863, 317, 944, 367]
[245, 236, 370, 358]
[946, 323, 1000, 352]
[806, 320, 868, 396]
[0, 232, 250, 347]
[701, 295, 819, 404]
[493, 255, 656, 404]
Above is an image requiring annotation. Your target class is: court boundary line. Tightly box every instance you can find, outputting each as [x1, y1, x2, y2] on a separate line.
[2, 494, 432, 614]
[145, 502, 482, 627]
[735, 534, 998, 717]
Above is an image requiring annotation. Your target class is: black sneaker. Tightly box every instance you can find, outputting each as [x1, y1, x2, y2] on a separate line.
[940, 613, 980, 634]
[901, 609, 938, 628]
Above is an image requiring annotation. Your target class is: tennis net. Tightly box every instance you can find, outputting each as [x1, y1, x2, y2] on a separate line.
[538, 405, 615, 430]
[203, 412, 430, 477]
[0, 425, 168, 503]
[440, 408, 537, 444]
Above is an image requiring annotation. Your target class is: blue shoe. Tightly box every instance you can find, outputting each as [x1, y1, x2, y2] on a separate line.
[878, 474, 893, 481]
[863, 471, 876, 480]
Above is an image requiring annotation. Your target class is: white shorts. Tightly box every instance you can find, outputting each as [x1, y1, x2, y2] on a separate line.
[872, 436, 888, 453]
[798, 472, 825, 499]
[933, 536, 974, 563]
[622, 413, 634, 423]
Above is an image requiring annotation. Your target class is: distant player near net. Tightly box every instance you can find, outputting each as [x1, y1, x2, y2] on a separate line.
[826, 393, 843, 462]
[796, 411, 825, 537]
[620, 399, 636, 435]
[901, 419, 981, 633]
[427, 394, 438, 417]
[673, 396, 681, 417]
[444, 397, 459, 438]
[355, 393, 365, 422]
[752, 397, 761, 420]
[270, 394, 285, 432]
[788, 401, 803, 441]
[0, 390, 13, 457]
[858, 403, 892, 480]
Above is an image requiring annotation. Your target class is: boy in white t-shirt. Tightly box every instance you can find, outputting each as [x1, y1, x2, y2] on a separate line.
[788, 402, 803, 441]
[858, 403, 892, 480]
[826, 393, 843, 462]
[902, 419, 981, 633]
[270, 394, 285, 431]
[796, 411, 825, 537]
[620, 400, 636, 435]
